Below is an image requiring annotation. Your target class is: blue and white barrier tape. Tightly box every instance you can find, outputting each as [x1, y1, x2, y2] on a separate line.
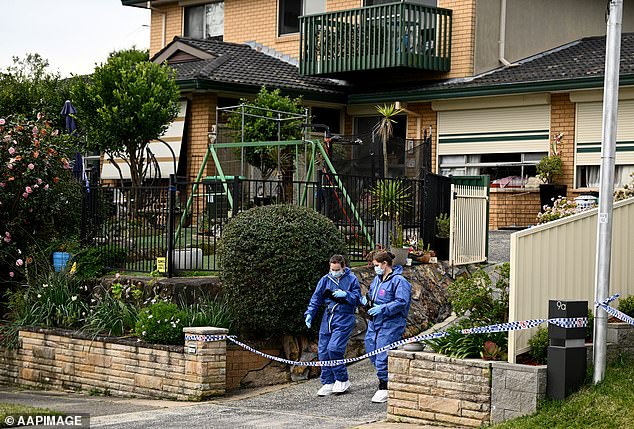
[596, 293, 634, 326]
[184, 318, 590, 367]
[184, 295, 633, 368]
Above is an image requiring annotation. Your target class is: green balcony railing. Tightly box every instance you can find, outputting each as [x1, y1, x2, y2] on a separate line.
[299, 2, 452, 76]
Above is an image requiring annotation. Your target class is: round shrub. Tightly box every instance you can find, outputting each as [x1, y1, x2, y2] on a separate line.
[618, 295, 634, 318]
[135, 301, 186, 345]
[528, 326, 549, 364]
[218, 204, 346, 338]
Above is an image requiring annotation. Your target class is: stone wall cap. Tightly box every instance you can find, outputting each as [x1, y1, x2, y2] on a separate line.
[491, 361, 547, 372]
[183, 327, 229, 335]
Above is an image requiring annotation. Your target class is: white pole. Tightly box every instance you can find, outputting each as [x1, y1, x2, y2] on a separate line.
[593, 0, 622, 384]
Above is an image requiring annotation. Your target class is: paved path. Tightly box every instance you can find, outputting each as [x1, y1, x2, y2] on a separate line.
[1, 360, 397, 429]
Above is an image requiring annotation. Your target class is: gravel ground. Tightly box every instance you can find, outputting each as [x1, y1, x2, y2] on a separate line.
[487, 229, 514, 263]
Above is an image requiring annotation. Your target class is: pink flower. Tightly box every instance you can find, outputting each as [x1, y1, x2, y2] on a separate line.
[25, 186, 32, 194]
[28, 163, 34, 170]
[16, 259, 23, 266]
[37, 112, 42, 120]
[0, 182, 5, 188]
[37, 178, 42, 184]
[33, 184, 38, 189]
[32, 126, 38, 135]
[7, 163, 13, 170]
[0, 118, 5, 125]
[3, 231, 10, 243]
[22, 192, 28, 198]
[44, 184, 49, 190]
[9, 271, 14, 278]
[8, 147, 15, 155]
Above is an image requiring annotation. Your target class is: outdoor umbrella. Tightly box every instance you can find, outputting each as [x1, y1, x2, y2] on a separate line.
[61, 100, 88, 188]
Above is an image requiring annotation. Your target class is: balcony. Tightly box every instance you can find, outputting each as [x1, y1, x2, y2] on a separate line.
[299, 2, 452, 76]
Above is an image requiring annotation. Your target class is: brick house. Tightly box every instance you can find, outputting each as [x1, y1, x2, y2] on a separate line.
[121, 0, 634, 229]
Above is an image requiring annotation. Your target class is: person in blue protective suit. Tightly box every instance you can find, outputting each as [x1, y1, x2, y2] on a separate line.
[304, 254, 361, 396]
[362, 250, 412, 403]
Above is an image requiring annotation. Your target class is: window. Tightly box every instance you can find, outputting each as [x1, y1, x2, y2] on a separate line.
[185, 2, 224, 39]
[439, 152, 547, 188]
[577, 165, 634, 188]
[279, 0, 326, 35]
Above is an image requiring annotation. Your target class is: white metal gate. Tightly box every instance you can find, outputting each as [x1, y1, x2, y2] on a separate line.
[449, 184, 488, 266]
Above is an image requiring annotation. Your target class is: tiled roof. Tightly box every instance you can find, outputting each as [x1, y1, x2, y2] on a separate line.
[350, 33, 634, 102]
[156, 37, 347, 99]
[439, 33, 634, 89]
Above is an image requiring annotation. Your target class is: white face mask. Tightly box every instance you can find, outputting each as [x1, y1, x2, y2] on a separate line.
[330, 270, 343, 278]
[374, 265, 384, 275]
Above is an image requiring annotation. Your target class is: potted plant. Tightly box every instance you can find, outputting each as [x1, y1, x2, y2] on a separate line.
[536, 133, 567, 211]
[369, 179, 412, 259]
[409, 240, 435, 264]
[434, 213, 450, 261]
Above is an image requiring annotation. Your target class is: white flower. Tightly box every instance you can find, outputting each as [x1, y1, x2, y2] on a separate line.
[142, 331, 146, 336]
[37, 294, 42, 298]
[42, 284, 48, 288]
[71, 296, 77, 301]
[148, 315, 153, 319]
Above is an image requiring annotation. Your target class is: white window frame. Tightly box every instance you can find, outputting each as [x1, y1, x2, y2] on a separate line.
[278, 0, 326, 36]
[184, 1, 224, 39]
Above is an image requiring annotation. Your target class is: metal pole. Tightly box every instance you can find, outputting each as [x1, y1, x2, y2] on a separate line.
[241, 103, 245, 178]
[593, 0, 622, 384]
[167, 174, 176, 278]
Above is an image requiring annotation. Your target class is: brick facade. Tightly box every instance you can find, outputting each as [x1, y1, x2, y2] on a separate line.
[550, 93, 576, 189]
[150, 3, 182, 57]
[187, 94, 218, 180]
[489, 190, 542, 230]
[439, 0, 476, 79]
[226, 343, 284, 390]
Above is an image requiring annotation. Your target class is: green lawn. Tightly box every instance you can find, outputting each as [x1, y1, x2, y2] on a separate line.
[0, 403, 61, 427]
[492, 360, 634, 429]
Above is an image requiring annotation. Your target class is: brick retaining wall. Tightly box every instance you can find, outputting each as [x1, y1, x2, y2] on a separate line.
[388, 350, 492, 427]
[0, 327, 227, 401]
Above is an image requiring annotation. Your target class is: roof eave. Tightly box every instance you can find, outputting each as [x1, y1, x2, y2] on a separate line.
[348, 75, 634, 104]
[177, 78, 347, 103]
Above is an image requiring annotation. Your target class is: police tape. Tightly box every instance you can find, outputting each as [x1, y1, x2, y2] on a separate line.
[596, 293, 634, 326]
[184, 315, 593, 368]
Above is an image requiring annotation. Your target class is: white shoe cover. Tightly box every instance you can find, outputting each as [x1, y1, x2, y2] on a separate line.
[371, 389, 389, 403]
[332, 380, 350, 394]
[317, 383, 334, 396]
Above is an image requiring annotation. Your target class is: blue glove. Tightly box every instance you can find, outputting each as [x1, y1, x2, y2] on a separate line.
[368, 304, 384, 317]
[360, 296, 368, 306]
[333, 289, 347, 298]
[305, 314, 312, 328]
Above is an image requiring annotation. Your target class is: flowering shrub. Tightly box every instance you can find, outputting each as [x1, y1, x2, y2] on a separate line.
[135, 301, 186, 345]
[614, 172, 634, 201]
[536, 197, 583, 224]
[0, 115, 81, 282]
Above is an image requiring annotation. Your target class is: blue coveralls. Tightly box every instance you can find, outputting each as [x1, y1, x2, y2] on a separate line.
[365, 265, 412, 382]
[305, 267, 361, 385]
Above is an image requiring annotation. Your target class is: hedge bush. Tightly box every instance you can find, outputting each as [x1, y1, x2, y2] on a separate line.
[218, 204, 346, 338]
[618, 295, 634, 318]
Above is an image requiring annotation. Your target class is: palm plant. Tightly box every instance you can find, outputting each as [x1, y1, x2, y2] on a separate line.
[373, 103, 404, 177]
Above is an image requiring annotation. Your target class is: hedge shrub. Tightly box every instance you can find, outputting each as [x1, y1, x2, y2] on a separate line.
[218, 204, 346, 338]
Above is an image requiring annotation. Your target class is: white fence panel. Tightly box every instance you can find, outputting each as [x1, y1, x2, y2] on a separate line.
[508, 197, 634, 362]
[449, 184, 488, 266]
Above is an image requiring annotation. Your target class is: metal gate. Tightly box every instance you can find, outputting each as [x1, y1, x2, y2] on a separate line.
[449, 177, 489, 266]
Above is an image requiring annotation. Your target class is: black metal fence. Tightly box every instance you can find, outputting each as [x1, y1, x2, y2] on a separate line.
[80, 172, 450, 274]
